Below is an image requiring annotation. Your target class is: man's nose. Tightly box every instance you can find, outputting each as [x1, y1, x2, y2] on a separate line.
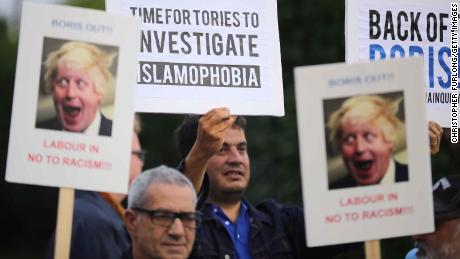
[227, 147, 243, 163]
[65, 82, 77, 99]
[355, 136, 367, 153]
[168, 218, 186, 237]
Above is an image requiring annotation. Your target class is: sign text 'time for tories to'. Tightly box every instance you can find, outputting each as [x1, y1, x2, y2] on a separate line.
[106, 0, 284, 116]
[134, 7, 261, 88]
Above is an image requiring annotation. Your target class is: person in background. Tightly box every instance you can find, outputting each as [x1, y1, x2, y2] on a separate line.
[123, 165, 198, 259]
[176, 107, 358, 259]
[46, 115, 144, 259]
[37, 41, 116, 136]
[406, 175, 460, 259]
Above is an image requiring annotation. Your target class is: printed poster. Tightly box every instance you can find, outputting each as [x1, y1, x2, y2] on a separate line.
[346, 0, 458, 127]
[294, 58, 433, 246]
[6, 2, 140, 193]
[106, 0, 284, 116]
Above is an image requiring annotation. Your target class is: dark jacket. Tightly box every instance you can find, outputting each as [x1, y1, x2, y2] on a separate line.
[121, 246, 133, 259]
[46, 191, 130, 259]
[36, 113, 113, 136]
[190, 198, 355, 259]
[329, 160, 408, 190]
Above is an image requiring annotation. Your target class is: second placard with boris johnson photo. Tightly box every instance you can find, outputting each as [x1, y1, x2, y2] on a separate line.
[294, 57, 433, 246]
[325, 91, 408, 190]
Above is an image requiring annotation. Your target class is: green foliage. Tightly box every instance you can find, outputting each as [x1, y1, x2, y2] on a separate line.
[67, 0, 104, 10]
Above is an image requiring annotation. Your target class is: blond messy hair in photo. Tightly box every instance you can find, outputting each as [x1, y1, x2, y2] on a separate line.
[44, 41, 117, 99]
[327, 95, 405, 150]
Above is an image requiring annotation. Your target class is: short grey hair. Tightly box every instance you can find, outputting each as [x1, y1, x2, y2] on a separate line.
[127, 165, 196, 209]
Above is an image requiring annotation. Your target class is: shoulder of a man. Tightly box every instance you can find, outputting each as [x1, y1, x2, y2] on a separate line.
[71, 192, 129, 258]
[45, 192, 129, 259]
[253, 199, 304, 238]
[254, 199, 303, 223]
[395, 161, 409, 182]
[73, 191, 109, 220]
[36, 117, 61, 130]
[99, 113, 113, 136]
[329, 175, 357, 190]
[70, 222, 129, 259]
[254, 199, 362, 258]
[73, 191, 125, 231]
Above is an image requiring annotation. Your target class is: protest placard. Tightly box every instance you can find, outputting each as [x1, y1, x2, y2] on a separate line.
[5, 2, 140, 193]
[346, 0, 458, 127]
[294, 57, 433, 246]
[106, 0, 284, 116]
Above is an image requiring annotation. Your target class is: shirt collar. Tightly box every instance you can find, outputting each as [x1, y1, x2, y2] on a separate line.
[83, 111, 101, 136]
[203, 199, 272, 225]
[380, 158, 395, 185]
[205, 200, 249, 219]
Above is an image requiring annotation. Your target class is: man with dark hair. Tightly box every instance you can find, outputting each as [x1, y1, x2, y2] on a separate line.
[176, 107, 355, 258]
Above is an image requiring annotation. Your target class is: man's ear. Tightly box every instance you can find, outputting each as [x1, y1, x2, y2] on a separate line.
[124, 209, 137, 239]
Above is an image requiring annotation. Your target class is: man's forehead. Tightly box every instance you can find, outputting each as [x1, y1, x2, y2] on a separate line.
[223, 127, 247, 144]
[342, 121, 382, 132]
[145, 183, 194, 203]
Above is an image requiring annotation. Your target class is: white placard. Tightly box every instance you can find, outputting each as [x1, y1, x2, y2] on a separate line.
[5, 2, 140, 193]
[105, 0, 284, 116]
[346, 0, 458, 127]
[294, 57, 433, 246]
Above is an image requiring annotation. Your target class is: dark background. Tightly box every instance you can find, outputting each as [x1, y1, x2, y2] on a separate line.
[0, 0, 458, 258]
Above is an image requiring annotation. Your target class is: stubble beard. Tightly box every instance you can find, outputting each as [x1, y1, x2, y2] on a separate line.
[210, 186, 246, 205]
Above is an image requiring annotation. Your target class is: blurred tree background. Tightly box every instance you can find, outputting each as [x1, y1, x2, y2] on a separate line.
[0, 0, 458, 258]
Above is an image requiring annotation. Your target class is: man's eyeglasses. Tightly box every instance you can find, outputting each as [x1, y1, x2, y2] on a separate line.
[132, 208, 201, 229]
[131, 150, 147, 163]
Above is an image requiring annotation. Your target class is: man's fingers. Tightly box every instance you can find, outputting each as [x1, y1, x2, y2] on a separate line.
[428, 120, 443, 136]
[201, 107, 230, 125]
[429, 131, 437, 142]
[215, 115, 237, 133]
[196, 108, 235, 147]
[228, 116, 237, 127]
[200, 108, 234, 134]
[428, 127, 441, 155]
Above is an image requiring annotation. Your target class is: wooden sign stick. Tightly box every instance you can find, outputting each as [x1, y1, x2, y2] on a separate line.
[365, 240, 381, 259]
[54, 188, 75, 259]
